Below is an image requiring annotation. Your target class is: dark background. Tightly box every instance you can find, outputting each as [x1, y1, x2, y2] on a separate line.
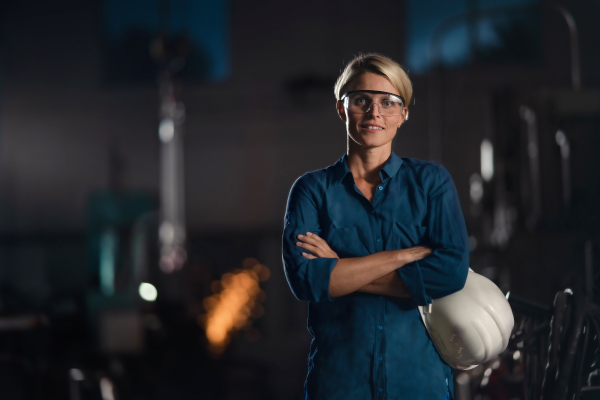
[0, 0, 599, 399]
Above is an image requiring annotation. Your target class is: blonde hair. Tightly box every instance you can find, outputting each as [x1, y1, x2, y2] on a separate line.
[334, 53, 412, 107]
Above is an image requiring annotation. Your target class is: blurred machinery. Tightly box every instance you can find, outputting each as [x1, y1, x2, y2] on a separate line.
[430, 3, 600, 399]
[153, 34, 189, 275]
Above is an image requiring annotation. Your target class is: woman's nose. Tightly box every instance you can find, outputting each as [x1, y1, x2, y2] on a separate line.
[365, 102, 382, 116]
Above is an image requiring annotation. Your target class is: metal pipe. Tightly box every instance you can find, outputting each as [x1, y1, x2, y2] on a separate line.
[158, 72, 187, 274]
[553, 2, 581, 90]
[555, 130, 571, 209]
[519, 106, 542, 230]
[554, 291, 586, 399]
[585, 241, 594, 299]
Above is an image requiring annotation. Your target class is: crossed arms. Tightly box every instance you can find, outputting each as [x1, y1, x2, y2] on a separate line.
[295, 232, 431, 299]
[283, 167, 469, 304]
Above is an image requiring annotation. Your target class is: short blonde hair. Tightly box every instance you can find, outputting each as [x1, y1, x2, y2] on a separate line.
[334, 53, 412, 107]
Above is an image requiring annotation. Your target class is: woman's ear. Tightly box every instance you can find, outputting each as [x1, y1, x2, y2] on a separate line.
[336, 100, 346, 123]
[397, 108, 409, 128]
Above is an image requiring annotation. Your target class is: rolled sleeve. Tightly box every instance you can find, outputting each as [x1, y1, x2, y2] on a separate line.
[397, 260, 432, 306]
[282, 175, 337, 302]
[398, 164, 469, 306]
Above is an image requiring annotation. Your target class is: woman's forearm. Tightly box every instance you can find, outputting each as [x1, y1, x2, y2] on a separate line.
[295, 232, 430, 299]
[328, 246, 430, 298]
[357, 271, 411, 298]
[328, 251, 404, 298]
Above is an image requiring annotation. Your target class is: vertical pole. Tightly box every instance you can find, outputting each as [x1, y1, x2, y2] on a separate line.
[519, 106, 541, 230]
[555, 130, 571, 210]
[158, 71, 187, 274]
[585, 241, 593, 299]
[554, 3, 581, 90]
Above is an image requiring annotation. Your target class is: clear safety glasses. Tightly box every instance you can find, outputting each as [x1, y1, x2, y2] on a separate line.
[341, 90, 405, 116]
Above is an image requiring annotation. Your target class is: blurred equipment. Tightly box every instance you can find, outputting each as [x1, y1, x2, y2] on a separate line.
[157, 66, 187, 274]
[87, 190, 155, 296]
[505, 287, 600, 400]
[99, 309, 143, 353]
[102, 0, 231, 83]
[0, 314, 48, 331]
[419, 269, 514, 370]
[148, 2, 194, 275]
[86, 190, 155, 353]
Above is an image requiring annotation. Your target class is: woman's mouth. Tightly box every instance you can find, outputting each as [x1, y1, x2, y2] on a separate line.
[361, 125, 384, 132]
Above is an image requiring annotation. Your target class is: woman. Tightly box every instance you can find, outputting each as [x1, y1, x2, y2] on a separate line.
[282, 53, 469, 400]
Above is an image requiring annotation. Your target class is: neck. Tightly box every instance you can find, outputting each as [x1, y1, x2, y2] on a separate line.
[345, 140, 392, 183]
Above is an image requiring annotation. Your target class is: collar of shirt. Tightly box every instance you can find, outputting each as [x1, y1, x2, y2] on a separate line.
[334, 151, 404, 184]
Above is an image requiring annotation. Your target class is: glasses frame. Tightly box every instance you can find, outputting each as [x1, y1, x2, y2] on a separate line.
[340, 90, 406, 116]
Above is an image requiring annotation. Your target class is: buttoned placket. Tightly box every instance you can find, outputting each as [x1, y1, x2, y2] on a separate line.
[348, 171, 389, 399]
[372, 178, 387, 399]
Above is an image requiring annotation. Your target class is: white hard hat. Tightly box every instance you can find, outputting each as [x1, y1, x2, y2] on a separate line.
[419, 269, 514, 370]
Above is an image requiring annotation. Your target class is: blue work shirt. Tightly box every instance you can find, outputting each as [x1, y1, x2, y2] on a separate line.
[282, 151, 469, 400]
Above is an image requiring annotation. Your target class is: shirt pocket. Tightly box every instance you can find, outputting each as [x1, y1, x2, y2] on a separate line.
[324, 224, 370, 258]
[393, 221, 427, 249]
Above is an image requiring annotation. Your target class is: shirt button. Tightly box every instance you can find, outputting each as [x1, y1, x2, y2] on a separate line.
[378, 185, 383, 191]
[371, 209, 376, 214]
[379, 388, 383, 392]
[376, 237, 381, 242]
[379, 356, 383, 360]
[378, 325, 383, 330]
[379, 296, 383, 299]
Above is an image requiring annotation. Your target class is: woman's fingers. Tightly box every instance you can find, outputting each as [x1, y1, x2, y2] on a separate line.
[401, 246, 433, 263]
[297, 233, 339, 259]
[415, 246, 432, 260]
[410, 246, 431, 257]
[413, 246, 432, 255]
[295, 241, 314, 250]
[305, 232, 324, 241]
[297, 233, 322, 246]
[296, 241, 320, 254]
[297, 233, 326, 253]
[301, 252, 317, 260]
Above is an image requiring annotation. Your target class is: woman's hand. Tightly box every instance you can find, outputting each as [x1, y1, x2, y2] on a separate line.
[398, 246, 432, 265]
[296, 232, 339, 259]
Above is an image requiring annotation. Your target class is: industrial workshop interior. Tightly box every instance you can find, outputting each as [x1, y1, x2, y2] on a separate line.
[0, 0, 599, 399]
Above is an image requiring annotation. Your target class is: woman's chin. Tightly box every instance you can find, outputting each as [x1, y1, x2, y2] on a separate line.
[349, 134, 393, 149]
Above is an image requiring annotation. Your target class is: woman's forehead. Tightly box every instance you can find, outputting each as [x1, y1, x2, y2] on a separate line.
[348, 73, 400, 96]
[349, 91, 396, 97]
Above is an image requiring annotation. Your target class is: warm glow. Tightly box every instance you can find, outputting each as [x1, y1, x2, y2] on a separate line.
[199, 259, 270, 354]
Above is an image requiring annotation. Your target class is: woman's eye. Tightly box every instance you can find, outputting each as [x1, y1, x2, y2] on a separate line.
[353, 98, 367, 105]
[382, 101, 394, 107]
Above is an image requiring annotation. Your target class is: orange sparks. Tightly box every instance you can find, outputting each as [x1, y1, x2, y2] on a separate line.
[199, 258, 270, 354]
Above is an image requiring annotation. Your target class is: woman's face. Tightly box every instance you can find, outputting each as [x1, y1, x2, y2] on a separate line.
[337, 73, 408, 150]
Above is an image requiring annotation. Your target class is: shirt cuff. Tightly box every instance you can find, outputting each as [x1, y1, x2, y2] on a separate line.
[397, 260, 432, 306]
[308, 257, 338, 302]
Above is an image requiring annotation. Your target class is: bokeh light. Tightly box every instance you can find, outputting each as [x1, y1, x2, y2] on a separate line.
[199, 258, 270, 355]
[139, 282, 158, 302]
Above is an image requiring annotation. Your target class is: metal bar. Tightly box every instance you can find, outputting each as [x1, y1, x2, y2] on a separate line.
[553, 2, 581, 90]
[574, 318, 590, 400]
